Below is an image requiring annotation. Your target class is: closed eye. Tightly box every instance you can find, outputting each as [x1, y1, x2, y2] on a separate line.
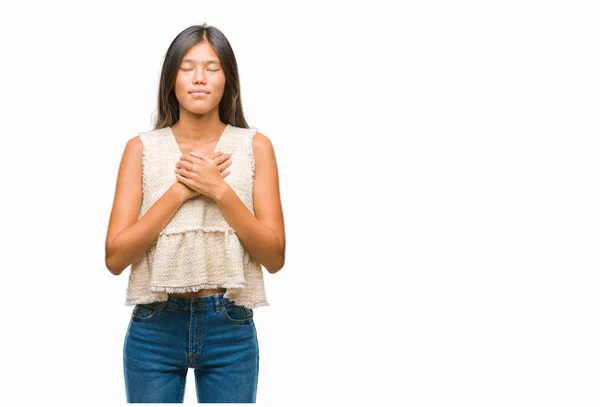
[180, 68, 219, 72]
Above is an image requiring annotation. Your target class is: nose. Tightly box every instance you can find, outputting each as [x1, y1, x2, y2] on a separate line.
[193, 68, 206, 85]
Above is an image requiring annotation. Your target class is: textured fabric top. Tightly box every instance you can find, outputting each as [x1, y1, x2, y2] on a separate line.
[124, 124, 269, 309]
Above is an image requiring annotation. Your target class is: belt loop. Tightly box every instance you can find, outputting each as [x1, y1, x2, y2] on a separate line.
[214, 293, 221, 313]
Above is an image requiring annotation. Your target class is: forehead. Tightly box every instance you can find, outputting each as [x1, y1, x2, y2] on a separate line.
[181, 42, 220, 64]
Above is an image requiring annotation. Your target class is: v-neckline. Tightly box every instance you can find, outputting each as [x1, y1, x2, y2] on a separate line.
[166, 124, 230, 156]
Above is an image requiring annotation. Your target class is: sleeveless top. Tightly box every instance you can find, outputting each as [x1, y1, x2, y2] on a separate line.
[124, 124, 269, 309]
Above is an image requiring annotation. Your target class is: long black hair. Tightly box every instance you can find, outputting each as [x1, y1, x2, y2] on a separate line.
[153, 23, 248, 130]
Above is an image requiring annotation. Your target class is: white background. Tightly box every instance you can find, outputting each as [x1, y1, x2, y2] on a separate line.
[1, 0, 598, 406]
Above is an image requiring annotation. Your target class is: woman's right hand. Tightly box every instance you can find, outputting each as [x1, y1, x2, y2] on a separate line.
[172, 151, 232, 201]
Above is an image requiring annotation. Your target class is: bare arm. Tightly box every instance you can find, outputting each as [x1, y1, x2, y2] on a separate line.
[213, 132, 286, 274]
[104, 136, 187, 276]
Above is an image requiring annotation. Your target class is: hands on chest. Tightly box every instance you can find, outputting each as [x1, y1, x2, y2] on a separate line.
[174, 151, 232, 200]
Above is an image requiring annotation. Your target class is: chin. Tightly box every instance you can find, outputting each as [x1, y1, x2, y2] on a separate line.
[182, 102, 212, 112]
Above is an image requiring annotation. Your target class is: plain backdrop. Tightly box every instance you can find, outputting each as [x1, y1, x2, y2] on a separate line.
[1, 0, 599, 406]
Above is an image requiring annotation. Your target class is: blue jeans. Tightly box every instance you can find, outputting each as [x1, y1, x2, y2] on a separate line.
[123, 293, 259, 403]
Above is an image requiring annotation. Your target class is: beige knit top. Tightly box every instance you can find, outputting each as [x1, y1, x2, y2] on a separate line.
[124, 124, 269, 309]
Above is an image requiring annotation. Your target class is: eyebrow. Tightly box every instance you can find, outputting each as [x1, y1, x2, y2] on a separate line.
[181, 58, 220, 64]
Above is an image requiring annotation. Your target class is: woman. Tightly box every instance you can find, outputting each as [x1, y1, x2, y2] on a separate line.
[104, 23, 285, 403]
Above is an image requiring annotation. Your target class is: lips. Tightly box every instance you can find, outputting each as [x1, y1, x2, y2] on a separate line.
[189, 90, 209, 94]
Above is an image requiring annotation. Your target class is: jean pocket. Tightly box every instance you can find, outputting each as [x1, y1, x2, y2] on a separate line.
[132, 303, 157, 322]
[222, 302, 253, 323]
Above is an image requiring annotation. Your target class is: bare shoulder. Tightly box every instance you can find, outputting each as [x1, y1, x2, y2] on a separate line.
[119, 134, 143, 188]
[120, 135, 143, 171]
[252, 132, 279, 175]
[252, 131, 275, 153]
[115, 134, 143, 197]
[125, 135, 142, 154]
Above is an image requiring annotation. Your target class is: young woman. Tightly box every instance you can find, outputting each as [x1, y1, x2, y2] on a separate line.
[104, 23, 285, 403]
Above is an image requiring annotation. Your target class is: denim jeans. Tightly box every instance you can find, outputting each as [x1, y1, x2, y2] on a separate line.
[123, 293, 259, 403]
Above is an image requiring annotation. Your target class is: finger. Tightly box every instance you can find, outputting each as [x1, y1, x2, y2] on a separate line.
[177, 168, 194, 179]
[190, 151, 209, 162]
[175, 173, 190, 185]
[213, 153, 225, 164]
[217, 153, 232, 165]
[180, 154, 197, 164]
[177, 159, 193, 171]
[221, 169, 230, 178]
[180, 153, 206, 166]
[211, 151, 224, 160]
[214, 152, 231, 165]
[217, 157, 232, 172]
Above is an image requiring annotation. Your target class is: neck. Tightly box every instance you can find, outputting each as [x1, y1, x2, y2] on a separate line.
[171, 109, 226, 143]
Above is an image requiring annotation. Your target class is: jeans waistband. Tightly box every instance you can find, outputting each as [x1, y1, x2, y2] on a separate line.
[152, 292, 233, 312]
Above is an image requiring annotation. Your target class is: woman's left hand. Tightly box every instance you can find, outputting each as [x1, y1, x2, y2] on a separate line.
[175, 152, 227, 200]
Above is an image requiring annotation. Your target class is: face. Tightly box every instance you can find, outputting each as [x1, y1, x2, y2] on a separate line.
[174, 41, 226, 116]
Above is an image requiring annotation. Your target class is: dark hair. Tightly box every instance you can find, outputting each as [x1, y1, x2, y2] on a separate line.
[153, 23, 248, 130]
